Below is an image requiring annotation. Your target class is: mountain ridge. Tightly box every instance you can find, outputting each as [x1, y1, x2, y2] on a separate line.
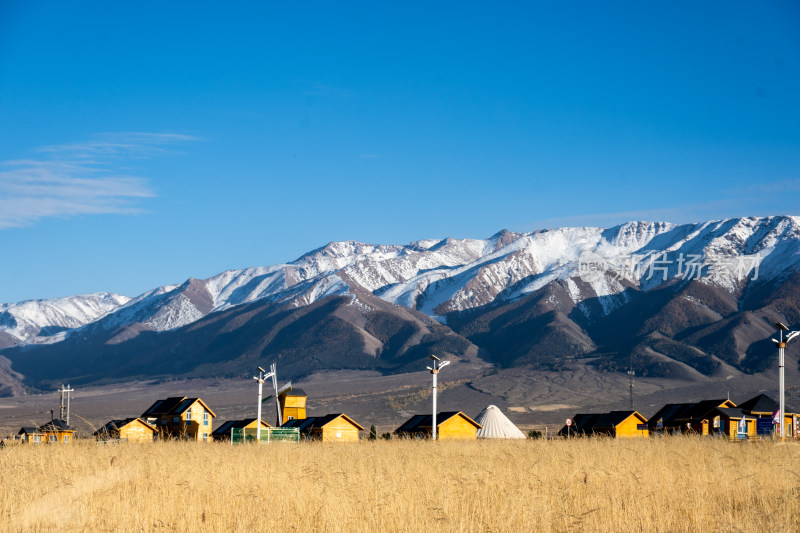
[2, 215, 799, 394]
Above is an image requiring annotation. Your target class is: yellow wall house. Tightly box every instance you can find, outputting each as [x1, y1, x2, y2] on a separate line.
[141, 397, 216, 442]
[394, 412, 482, 440]
[38, 419, 76, 444]
[94, 418, 157, 442]
[17, 427, 44, 444]
[648, 399, 737, 435]
[708, 407, 757, 440]
[283, 413, 364, 442]
[211, 418, 271, 441]
[737, 394, 799, 438]
[592, 411, 649, 438]
[278, 389, 307, 424]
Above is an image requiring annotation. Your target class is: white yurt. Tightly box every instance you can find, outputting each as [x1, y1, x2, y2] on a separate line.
[474, 405, 526, 439]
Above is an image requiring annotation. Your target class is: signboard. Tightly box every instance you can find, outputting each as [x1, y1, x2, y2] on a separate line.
[566, 418, 573, 427]
[756, 418, 773, 436]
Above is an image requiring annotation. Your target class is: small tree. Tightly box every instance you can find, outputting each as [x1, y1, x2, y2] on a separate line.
[369, 424, 377, 440]
[381, 432, 392, 440]
[528, 429, 542, 440]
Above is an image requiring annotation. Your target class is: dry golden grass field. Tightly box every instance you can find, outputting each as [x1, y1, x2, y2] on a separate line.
[2, 437, 800, 532]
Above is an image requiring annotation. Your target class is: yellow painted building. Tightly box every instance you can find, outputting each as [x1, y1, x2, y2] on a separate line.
[394, 411, 482, 440]
[709, 407, 758, 440]
[284, 413, 364, 442]
[142, 396, 216, 442]
[38, 419, 76, 444]
[737, 394, 799, 438]
[558, 411, 648, 438]
[94, 418, 157, 442]
[278, 389, 307, 424]
[648, 399, 736, 435]
[592, 411, 649, 438]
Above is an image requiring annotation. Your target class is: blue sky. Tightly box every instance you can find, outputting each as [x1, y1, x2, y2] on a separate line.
[1, 1, 799, 302]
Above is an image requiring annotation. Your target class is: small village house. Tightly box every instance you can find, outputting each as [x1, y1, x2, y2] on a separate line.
[94, 418, 157, 442]
[557, 413, 601, 437]
[394, 412, 482, 440]
[737, 394, 799, 438]
[592, 411, 649, 438]
[558, 411, 648, 438]
[212, 418, 271, 442]
[278, 389, 307, 424]
[707, 407, 757, 440]
[17, 427, 43, 444]
[141, 397, 216, 442]
[38, 419, 76, 444]
[283, 413, 364, 442]
[648, 399, 736, 435]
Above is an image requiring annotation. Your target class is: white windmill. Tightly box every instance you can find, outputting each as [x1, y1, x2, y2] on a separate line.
[427, 355, 450, 440]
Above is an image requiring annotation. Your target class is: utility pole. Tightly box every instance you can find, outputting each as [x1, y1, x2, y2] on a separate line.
[427, 355, 450, 440]
[627, 370, 635, 411]
[59, 384, 74, 424]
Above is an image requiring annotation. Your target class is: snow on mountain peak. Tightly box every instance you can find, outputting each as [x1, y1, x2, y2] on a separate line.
[4, 216, 799, 346]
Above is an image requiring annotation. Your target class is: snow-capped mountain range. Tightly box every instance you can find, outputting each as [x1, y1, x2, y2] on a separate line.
[3, 216, 800, 347]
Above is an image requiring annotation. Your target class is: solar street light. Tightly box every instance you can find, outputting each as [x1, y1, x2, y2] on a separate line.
[253, 366, 275, 441]
[773, 322, 799, 439]
[428, 355, 451, 440]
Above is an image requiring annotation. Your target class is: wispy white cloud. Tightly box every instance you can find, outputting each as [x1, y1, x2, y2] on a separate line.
[0, 133, 195, 229]
[35, 132, 200, 159]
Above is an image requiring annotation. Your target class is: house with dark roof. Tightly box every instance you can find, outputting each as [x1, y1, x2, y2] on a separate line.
[94, 418, 156, 443]
[394, 412, 482, 440]
[558, 411, 648, 438]
[737, 394, 799, 438]
[557, 414, 601, 437]
[141, 396, 216, 442]
[18, 426, 43, 444]
[648, 399, 736, 435]
[707, 407, 757, 440]
[283, 413, 364, 442]
[212, 418, 271, 442]
[592, 411, 649, 438]
[38, 419, 76, 444]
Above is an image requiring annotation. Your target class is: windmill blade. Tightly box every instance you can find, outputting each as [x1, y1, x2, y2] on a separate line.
[262, 395, 273, 403]
[277, 381, 292, 395]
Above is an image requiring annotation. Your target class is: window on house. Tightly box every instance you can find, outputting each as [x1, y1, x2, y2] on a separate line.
[202, 433, 208, 442]
[49, 435, 56, 443]
[288, 416, 294, 421]
[33, 435, 41, 443]
[203, 412, 209, 425]
[172, 417, 179, 424]
[64, 435, 70, 443]
[186, 411, 192, 421]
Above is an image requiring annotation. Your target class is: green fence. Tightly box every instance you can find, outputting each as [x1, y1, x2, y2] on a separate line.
[231, 427, 300, 444]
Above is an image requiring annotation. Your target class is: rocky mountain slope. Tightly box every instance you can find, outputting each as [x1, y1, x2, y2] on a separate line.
[2, 216, 799, 393]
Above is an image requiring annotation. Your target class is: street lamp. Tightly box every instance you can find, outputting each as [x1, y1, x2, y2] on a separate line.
[253, 366, 275, 441]
[772, 323, 800, 438]
[427, 355, 450, 440]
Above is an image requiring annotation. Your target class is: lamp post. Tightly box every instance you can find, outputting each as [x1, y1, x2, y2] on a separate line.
[427, 355, 450, 440]
[772, 323, 799, 439]
[253, 366, 275, 441]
